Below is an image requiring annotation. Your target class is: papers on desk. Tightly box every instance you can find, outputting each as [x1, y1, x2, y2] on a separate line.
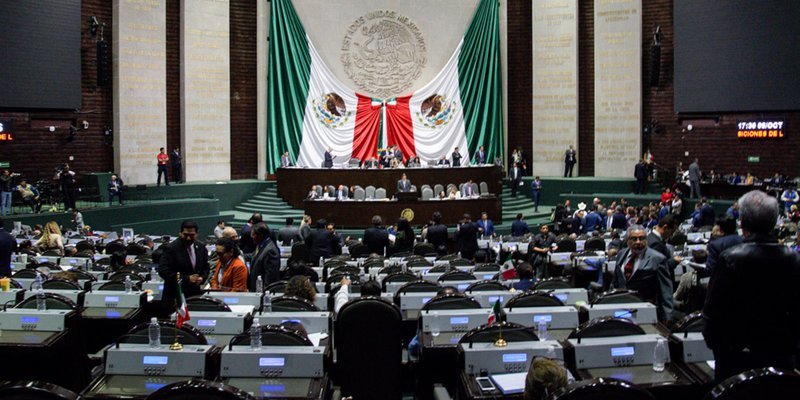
[489, 372, 526, 394]
[307, 332, 328, 347]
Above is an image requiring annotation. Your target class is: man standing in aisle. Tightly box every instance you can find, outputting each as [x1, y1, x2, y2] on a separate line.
[689, 158, 701, 199]
[509, 163, 522, 197]
[564, 145, 577, 178]
[452, 147, 463, 167]
[157, 147, 170, 186]
[634, 158, 648, 194]
[531, 176, 543, 212]
[158, 220, 209, 307]
[171, 148, 183, 184]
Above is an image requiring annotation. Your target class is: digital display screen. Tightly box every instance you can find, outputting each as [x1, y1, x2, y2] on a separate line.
[21, 316, 38, 324]
[614, 310, 633, 318]
[69, 259, 78, 264]
[105, 296, 120, 303]
[502, 353, 527, 363]
[145, 383, 167, 392]
[143, 356, 168, 365]
[457, 284, 468, 291]
[259, 357, 285, 367]
[611, 346, 635, 357]
[197, 320, 217, 327]
[223, 297, 240, 304]
[736, 119, 785, 139]
[260, 384, 286, 393]
[106, 310, 121, 318]
[450, 317, 469, 325]
[281, 319, 301, 324]
[488, 296, 504, 304]
[555, 293, 568, 302]
[482, 274, 494, 280]
[38, 258, 49, 263]
[533, 315, 552, 324]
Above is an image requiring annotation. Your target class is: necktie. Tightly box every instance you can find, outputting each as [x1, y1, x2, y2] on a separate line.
[187, 244, 196, 271]
[624, 253, 636, 281]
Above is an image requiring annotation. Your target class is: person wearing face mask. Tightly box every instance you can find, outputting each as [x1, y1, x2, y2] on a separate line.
[611, 225, 673, 323]
[210, 237, 248, 292]
[158, 220, 209, 306]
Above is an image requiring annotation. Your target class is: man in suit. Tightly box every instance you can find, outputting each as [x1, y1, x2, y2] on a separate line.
[108, 174, 124, 206]
[611, 206, 628, 230]
[462, 180, 475, 197]
[455, 214, 479, 260]
[634, 159, 648, 194]
[393, 145, 404, 165]
[509, 163, 522, 197]
[452, 147, 463, 167]
[695, 197, 716, 228]
[277, 217, 303, 246]
[476, 145, 487, 165]
[531, 176, 542, 212]
[380, 147, 392, 168]
[582, 207, 603, 234]
[511, 213, 529, 237]
[0, 218, 16, 277]
[602, 209, 615, 232]
[323, 148, 334, 168]
[306, 219, 341, 262]
[363, 215, 390, 256]
[688, 158, 701, 198]
[425, 212, 449, 256]
[705, 215, 743, 275]
[612, 225, 673, 323]
[703, 190, 800, 382]
[239, 213, 262, 255]
[280, 151, 293, 168]
[171, 148, 183, 184]
[396, 174, 412, 193]
[437, 155, 450, 166]
[363, 157, 379, 169]
[335, 185, 348, 200]
[248, 222, 280, 290]
[477, 212, 495, 237]
[564, 145, 577, 178]
[647, 215, 683, 282]
[158, 220, 210, 307]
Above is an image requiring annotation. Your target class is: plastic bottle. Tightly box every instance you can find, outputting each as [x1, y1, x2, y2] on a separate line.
[150, 267, 158, 282]
[256, 276, 264, 293]
[262, 291, 272, 313]
[652, 338, 667, 372]
[250, 318, 262, 350]
[36, 289, 46, 311]
[546, 344, 558, 360]
[359, 268, 366, 282]
[537, 319, 549, 341]
[319, 256, 324, 268]
[33, 273, 43, 291]
[124, 276, 133, 293]
[148, 317, 160, 347]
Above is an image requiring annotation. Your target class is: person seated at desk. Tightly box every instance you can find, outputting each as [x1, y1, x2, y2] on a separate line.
[380, 147, 393, 168]
[396, 174, 412, 193]
[362, 157, 379, 169]
[447, 187, 460, 199]
[211, 237, 248, 292]
[406, 156, 420, 168]
[335, 185, 348, 201]
[437, 154, 450, 167]
[512, 263, 535, 292]
[284, 275, 316, 303]
[307, 185, 320, 200]
[743, 172, 755, 185]
[280, 320, 309, 340]
[477, 212, 495, 237]
[728, 171, 741, 185]
[334, 276, 381, 313]
[462, 179, 476, 197]
[390, 157, 404, 169]
[523, 358, 569, 400]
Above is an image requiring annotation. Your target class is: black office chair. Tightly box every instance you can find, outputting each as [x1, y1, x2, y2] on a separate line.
[583, 237, 607, 252]
[271, 295, 319, 312]
[74, 240, 95, 253]
[126, 243, 148, 256]
[107, 271, 145, 283]
[671, 311, 704, 334]
[421, 293, 482, 311]
[0, 381, 82, 400]
[264, 280, 287, 294]
[104, 241, 126, 255]
[428, 264, 449, 273]
[146, 379, 257, 400]
[438, 270, 477, 283]
[568, 316, 645, 339]
[68, 269, 97, 282]
[390, 251, 412, 258]
[335, 298, 403, 400]
[505, 291, 565, 308]
[186, 296, 231, 312]
[474, 263, 501, 272]
[436, 253, 459, 261]
[668, 231, 687, 247]
[7, 278, 23, 289]
[322, 260, 348, 279]
[289, 242, 310, 264]
[407, 258, 433, 268]
[325, 273, 361, 293]
[459, 321, 539, 344]
[42, 278, 82, 290]
[348, 242, 367, 258]
[556, 238, 577, 253]
[533, 277, 572, 290]
[591, 289, 643, 305]
[413, 242, 436, 256]
[42, 250, 62, 257]
[16, 293, 78, 310]
[552, 377, 655, 400]
[704, 367, 800, 400]
[228, 325, 312, 347]
[381, 272, 417, 291]
[330, 265, 361, 279]
[12, 269, 39, 280]
[464, 280, 508, 292]
[96, 280, 142, 291]
[369, 261, 392, 274]
[449, 257, 474, 267]
[122, 320, 207, 345]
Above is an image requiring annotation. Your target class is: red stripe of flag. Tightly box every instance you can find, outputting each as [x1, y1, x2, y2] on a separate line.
[351, 94, 382, 163]
[385, 95, 416, 160]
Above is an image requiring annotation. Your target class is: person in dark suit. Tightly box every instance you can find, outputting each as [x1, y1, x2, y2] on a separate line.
[564, 145, 577, 177]
[239, 213, 262, 255]
[363, 215, 389, 256]
[511, 213, 529, 237]
[277, 217, 302, 246]
[612, 225, 673, 322]
[363, 157, 379, 169]
[306, 219, 341, 262]
[695, 197, 716, 228]
[437, 155, 450, 166]
[688, 158, 701, 198]
[477, 212, 495, 237]
[582, 207, 603, 234]
[611, 207, 628, 230]
[531, 176, 542, 212]
[425, 212, 449, 255]
[475, 145, 487, 165]
[509, 163, 522, 197]
[452, 147, 463, 167]
[323, 148, 334, 168]
[705, 215, 743, 275]
[703, 190, 800, 382]
[107, 174, 124, 206]
[393, 145, 404, 165]
[512, 263, 536, 292]
[158, 220, 210, 307]
[0, 218, 16, 277]
[647, 215, 683, 282]
[455, 214, 479, 259]
[396, 174, 411, 193]
[634, 159, 648, 194]
[248, 222, 281, 290]
[528, 224, 557, 279]
[171, 148, 183, 184]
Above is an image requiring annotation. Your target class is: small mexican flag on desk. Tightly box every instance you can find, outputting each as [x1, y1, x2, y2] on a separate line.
[175, 278, 190, 328]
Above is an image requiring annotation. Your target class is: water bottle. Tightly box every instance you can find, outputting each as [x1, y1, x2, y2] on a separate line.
[537, 319, 549, 341]
[148, 317, 161, 347]
[33, 273, 43, 291]
[36, 289, 46, 311]
[256, 276, 264, 293]
[250, 318, 262, 350]
[124, 276, 133, 293]
[652, 338, 667, 372]
[150, 267, 158, 282]
[319, 256, 324, 268]
[262, 291, 272, 313]
[84, 259, 91, 271]
[546, 344, 558, 360]
[359, 268, 365, 282]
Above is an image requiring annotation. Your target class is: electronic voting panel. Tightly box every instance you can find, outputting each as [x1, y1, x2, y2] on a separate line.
[567, 334, 667, 369]
[104, 343, 216, 378]
[460, 341, 564, 375]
